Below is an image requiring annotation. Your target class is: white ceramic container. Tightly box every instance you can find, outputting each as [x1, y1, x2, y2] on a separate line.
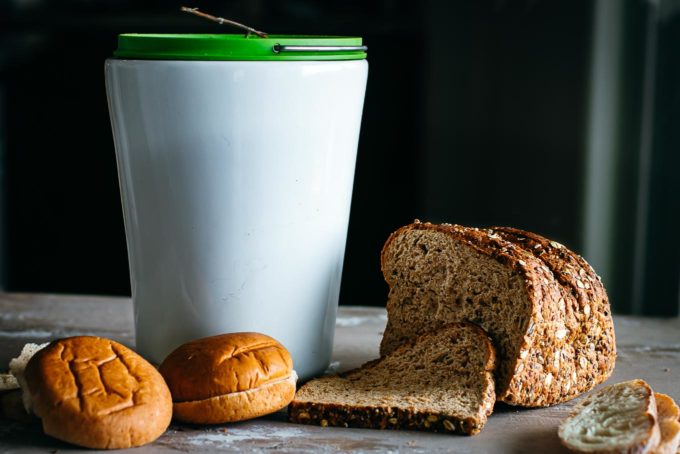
[105, 34, 368, 379]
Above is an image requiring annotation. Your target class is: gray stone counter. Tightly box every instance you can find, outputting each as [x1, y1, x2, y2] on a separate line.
[0, 293, 678, 453]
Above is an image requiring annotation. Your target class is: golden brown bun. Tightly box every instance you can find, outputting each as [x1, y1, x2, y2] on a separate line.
[24, 336, 172, 449]
[173, 373, 297, 424]
[159, 332, 296, 424]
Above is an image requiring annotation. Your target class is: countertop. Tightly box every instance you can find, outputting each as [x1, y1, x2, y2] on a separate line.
[0, 293, 678, 453]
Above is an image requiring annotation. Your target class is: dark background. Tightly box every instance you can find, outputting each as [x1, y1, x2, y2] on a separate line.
[1, 0, 678, 314]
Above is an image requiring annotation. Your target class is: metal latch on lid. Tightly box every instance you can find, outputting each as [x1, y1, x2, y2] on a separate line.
[272, 44, 368, 54]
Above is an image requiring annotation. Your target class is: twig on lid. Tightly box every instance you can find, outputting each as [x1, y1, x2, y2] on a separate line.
[180, 7, 268, 38]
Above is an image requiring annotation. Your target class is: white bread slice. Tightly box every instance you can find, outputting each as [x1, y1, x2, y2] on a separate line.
[652, 393, 680, 454]
[8, 342, 48, 413]
[289, 322, 496, 435]
[558, 379, 660, 453]
[0, 374, 19, 391]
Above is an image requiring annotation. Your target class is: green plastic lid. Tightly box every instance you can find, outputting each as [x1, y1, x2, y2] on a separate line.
[113, 34, 367, 61]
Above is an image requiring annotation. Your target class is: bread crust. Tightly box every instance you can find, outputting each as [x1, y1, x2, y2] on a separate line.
[159, 332, 295, 424]
[290, 401, 486, 435]
[24, 336, 172, 449]
[290, 322, 496, 436]
[173, 374, 297, 424]
[652, 393, 680, 454]
[380, 221, 616, 407]
[159, 332, 293, 402]
[490, 227, 616, 382]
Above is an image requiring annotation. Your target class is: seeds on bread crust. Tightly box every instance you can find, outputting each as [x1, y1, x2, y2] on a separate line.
[490, 227, 616, 401]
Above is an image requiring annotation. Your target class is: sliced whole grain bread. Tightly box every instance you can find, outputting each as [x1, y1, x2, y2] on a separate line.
[289, 322, 496, 435]
[380, 221, 616, 407]
[490, 227, 616, 385]
[652, 393, 680, 454]
[558, 379, 660, 454]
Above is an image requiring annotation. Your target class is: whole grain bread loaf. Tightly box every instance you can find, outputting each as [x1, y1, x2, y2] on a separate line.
[380, 221, 616, 407]
[289, 322, 496, 435]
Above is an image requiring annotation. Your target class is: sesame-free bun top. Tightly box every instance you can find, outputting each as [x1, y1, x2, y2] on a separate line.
[159, 332, 294, 402]
[24, 336, 172, 450]
[158, 332, 297, 424]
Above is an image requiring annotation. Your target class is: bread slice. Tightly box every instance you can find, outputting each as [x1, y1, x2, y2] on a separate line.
[652, 393, 680, 454]
[0, 374, 19, 391]
[490, 226, 616, 385]
[380, 221, 616, 406]
[289, 322, 496, 435]
[558, 379, 660, 454]
[8, 342, 48, 413]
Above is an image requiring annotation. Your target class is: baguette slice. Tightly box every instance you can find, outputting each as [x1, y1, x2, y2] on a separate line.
[289, 322, 496, 435]
[652, 393, 680, 454]
[558, 379, 660, 454]
[380, 221, 616, 406]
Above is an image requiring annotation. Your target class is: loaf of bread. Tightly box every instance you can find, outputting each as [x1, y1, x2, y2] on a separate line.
[289, 322, 496, 435]
[159, 332, 297, 424]
[558, 379, 660, 453]
[24, 336, 172, 449]
[380, 221, 616, 407]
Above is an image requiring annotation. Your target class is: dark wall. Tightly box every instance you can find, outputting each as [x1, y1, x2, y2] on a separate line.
[0, 1, 599, 305]
[345, 0, 595, 306]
